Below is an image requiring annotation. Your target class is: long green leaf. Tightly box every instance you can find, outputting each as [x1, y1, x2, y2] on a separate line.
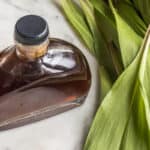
[109, 0, 143, 68]
[91, 0, 119, 48]
[115, 1, 147, 37]
[84, 25, 150, 150]
[79, 0, 122, 79]
[61, 0, 94, 52]
[120, 26, 150, 150]
[99, 66, 112, 99]
[133, 0, 150, 25]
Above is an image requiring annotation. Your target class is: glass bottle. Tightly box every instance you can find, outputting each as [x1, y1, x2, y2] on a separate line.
[0, 15, 91, 130]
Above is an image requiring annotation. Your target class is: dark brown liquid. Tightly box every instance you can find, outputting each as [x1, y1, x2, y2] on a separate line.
[0, 38, 91, 130]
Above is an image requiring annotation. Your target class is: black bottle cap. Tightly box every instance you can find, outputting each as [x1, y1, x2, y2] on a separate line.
[14, 15, 49, 45]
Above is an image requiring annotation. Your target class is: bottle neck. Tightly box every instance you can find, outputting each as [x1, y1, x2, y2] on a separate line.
[16, 39, 49, 61]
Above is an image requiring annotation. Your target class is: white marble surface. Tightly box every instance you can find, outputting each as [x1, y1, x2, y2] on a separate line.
[0, 0, 99, 150]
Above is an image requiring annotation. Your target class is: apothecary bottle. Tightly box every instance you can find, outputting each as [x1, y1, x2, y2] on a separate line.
[0, 15, 91, 130]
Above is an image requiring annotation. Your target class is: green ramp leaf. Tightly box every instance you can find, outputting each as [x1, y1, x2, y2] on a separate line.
[84, 26, 150, 150]
[115, 1, 147, 37]
[61, 0, 94, 53]
[109, 0, 143, 68]
[119, 26, 150, 150]
[79, 0, 123, 80]
[91, 0, 119, 48]
[133, 0, 150, 26]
